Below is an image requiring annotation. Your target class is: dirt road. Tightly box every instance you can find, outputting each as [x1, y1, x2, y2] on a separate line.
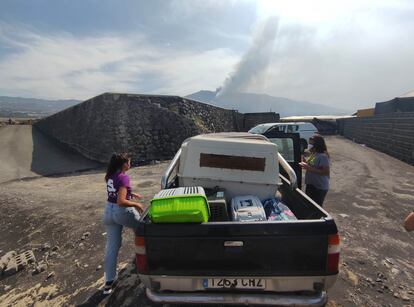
[326, 137, 414, 306]
[0, 135, 413, 306]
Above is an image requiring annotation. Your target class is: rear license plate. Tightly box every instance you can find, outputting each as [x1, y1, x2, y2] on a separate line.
[203, 278, 265, 290]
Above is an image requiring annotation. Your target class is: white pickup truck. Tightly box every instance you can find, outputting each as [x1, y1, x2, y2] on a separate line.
[135, 132, 340, 306]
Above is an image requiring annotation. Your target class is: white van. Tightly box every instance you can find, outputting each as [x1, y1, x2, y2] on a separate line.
[248, 122, 319, 152]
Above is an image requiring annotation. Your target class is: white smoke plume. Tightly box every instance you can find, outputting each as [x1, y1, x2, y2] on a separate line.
[217, 16, 279, 97]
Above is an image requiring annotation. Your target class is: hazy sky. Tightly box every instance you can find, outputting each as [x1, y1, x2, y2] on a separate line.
[1, 0, 414, 110]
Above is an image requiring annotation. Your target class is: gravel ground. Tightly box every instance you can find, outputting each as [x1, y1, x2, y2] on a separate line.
[0, 135, 413, 307]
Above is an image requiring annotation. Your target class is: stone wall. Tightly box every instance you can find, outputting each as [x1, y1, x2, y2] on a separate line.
[338, 112, 414, 165]
[241, 112, 280, 132]
[34, 93, 245, 164]
[154, 95, 239, 133]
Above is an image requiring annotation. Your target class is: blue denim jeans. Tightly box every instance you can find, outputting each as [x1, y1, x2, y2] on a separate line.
[103, 202, 141, 282]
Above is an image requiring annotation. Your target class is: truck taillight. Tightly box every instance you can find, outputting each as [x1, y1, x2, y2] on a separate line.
[135, 236, 148, 274]
[327, 234, 340, 274]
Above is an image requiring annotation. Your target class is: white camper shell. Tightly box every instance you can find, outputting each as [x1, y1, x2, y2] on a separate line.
[178, 133, 280, 200]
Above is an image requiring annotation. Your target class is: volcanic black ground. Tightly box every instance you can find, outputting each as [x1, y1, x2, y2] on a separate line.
[0, 127, 413, 306]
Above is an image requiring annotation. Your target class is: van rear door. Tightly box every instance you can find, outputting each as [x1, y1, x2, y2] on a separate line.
[261, 131, 302, 189]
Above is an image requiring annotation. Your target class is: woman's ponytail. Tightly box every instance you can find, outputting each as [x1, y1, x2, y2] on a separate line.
[105, 153, 131, 181]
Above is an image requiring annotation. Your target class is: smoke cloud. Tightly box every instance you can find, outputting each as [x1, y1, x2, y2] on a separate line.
[217, 16, 279, 96]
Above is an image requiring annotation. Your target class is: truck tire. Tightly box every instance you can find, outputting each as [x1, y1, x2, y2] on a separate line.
[300, 139, 308, 153]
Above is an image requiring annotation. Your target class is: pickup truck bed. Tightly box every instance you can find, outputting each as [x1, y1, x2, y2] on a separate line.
[135, 177, 339, 305]
[136, 176, 337, 276]
[134, 133, 339, 306]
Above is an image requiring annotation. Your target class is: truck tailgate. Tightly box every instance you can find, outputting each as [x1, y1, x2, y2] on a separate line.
[137, 220, 337, 276]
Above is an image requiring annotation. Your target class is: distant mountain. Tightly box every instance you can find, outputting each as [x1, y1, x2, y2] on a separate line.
[186, 90, 349, 116]
[0, 96, 81, 118]
[1, 91, 349, 119]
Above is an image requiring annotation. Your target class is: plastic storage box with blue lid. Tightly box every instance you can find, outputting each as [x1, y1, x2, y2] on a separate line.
[150, 186, 210, 223]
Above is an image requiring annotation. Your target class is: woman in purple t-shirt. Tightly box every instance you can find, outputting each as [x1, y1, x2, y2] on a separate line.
[102, 153, 144, 294]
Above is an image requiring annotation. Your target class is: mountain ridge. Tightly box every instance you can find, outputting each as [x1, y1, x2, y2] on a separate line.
[186, 90, 349, 116]
[0, 96, 81, 118]
[1, 91, 350, 119]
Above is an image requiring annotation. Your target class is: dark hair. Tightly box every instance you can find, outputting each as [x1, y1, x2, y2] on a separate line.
[105, 153, 131, 181]
[310, 135, 329, 156]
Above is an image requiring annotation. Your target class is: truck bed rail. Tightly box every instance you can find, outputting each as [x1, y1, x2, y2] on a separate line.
[161, 148, 181, 189]
[277, 152, 297, 189]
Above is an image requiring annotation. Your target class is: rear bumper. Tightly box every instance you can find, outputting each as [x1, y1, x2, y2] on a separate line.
[146, 288, 327, 306]
[139, 274, 337, 292]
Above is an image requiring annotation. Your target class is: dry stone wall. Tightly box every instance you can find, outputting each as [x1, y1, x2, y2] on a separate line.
[338, 112, 414, 165]
[35, 93, 243, 164]
[241, 112, 280, 132]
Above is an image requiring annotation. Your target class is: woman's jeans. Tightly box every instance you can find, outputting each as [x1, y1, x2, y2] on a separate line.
[103, 202, 141, 282]
[305, 184, 328, 206]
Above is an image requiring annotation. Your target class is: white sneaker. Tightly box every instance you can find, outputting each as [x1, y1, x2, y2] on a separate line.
[103, 280, 114, 295]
